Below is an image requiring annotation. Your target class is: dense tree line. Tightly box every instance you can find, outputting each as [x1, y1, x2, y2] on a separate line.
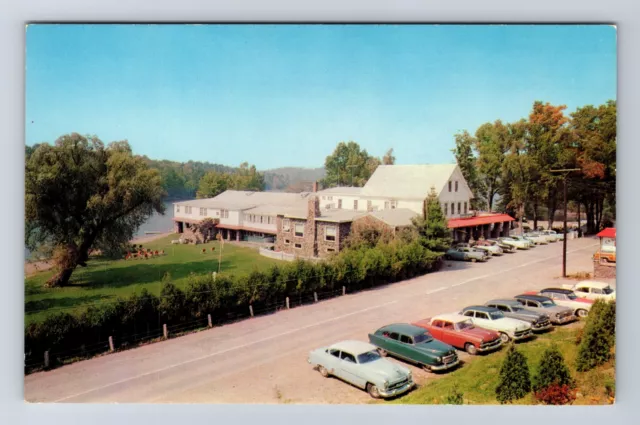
[452, 100, 616, 233]
[321, 142, 395, 188]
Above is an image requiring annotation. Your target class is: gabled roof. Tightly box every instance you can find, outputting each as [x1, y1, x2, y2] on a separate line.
[367, 208, 418, 227]
[596, 227, 616, 238]
[174, 190, 311, 211]
[361, 164, 458, 199]
[316, 187, 362, 195]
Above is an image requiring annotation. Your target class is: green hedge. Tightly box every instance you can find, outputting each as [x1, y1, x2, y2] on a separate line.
[25, 240, 442, 372]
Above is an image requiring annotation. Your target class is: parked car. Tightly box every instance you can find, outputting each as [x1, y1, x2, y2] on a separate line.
[454, 243, 493, 257]
[513, 294, 576, 325]
[484, 299, 552, 332]
[497, 237, 530, 250]
[412, 313, 503, 355]
[460, 306, 533, 343]
[486, 239, 517, 253]
[510, 235, 536, 248]
[444, 247, 488, 262]
[540, 229, 562, 242]
[523, 232, 549, 245]
[368, 323, 460, 372]
[561, 281, 616, 301]
[526, 288, 594, 318]
[471, 240, 504, 256]
[308, 340, 414, 399]
[593, 246, 616, 263]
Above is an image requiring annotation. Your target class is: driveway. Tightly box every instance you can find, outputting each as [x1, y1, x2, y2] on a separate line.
[24, 237, 602, 404]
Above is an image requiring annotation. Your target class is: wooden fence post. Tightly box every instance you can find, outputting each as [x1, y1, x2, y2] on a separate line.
[108, 336, 114, 352]
[286, 297, 290, 309]
[163, 324, 168, 339]
[207, 314, 213, 328]
[342, 286, 346, 296]
[249, 305, 254, 317]
[44, 351, 50, 369]
[314, 292, 318, 303]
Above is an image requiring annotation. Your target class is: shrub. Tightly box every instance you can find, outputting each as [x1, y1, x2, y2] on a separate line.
[533, 344, 575, 392]
[495, 344, 531, 404]
[443, 384, 464, 405]
[534, 384, 577, 405]
[576, 300, 616, 372]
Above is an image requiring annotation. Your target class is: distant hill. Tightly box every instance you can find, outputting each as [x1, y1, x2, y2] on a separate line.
[263, 167, 326, 192]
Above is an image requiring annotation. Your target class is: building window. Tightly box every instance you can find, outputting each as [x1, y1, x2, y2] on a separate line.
[220, 209, 228, 219]
[444, 203, 448, 216]
[328, 196, 333, 201]
[260, 216, 263, 224]
[282, 219, 291, 232]
[294, 243, 302, 249]
[216, 211, 220, 216]
[199, 208, 207, 216]
[353, 200, 358, 210]
[451, 203, 455, 215]
[384, 201, 389, 209]
[448, 181, 452, 192]
[390, 200, 396, 209]
[338, 199, 342, 209]
[176, 205, 180, 213]
[327, 248, 335, 252]
[455, 181, 459, 192]
[458, 202, 461, 214]
[367, 200, 372, 210]
[294, 223, 304, 237]
[325, 226, 336, 242]
[185, 206, 192, 214]
[284, 239, 290, 245]
[464, 202, 468, 214]
[322, 196, 326, 200]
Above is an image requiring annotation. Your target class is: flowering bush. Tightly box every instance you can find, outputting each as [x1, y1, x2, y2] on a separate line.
[534, 384, 577, 405]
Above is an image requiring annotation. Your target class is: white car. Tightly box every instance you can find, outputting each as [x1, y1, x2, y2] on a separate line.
[460, 306, 533, 343]
[473, 242, 504, 256]
[540, 230, 563, 242]
[561, 281, 616, 301]
[536, 288, 594, 318]
[524, 233, 549, 245]
[511, 235, 536, 248]
[499, 237, 530, 250]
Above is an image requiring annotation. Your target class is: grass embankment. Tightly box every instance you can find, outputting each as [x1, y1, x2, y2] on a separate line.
[394, 323, 615, 405]
[25, 235, 278, 324]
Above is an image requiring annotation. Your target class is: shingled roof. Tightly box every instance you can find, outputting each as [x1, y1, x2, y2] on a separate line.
[360, 164, 459, 199]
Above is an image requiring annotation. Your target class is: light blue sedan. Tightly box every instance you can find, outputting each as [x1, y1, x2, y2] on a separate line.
[308, 340, 414, 399]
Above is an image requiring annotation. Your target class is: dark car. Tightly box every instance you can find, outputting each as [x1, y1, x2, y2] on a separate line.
[513, 294, 576, 325]
[484, 299, 552, 332]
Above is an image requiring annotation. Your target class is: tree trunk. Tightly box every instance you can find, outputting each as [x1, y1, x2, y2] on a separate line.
[533, 200, 538, 231]
[46, 266, 75, 287]
[547, 189, 558, 231]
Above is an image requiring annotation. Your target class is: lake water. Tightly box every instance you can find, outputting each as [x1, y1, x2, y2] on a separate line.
[25, 200, 176, 260]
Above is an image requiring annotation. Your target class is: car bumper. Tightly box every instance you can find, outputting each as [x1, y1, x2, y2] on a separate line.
[532, 322, 553, 332]
[477, 340, 503, 352]
[429, 358, 461, 371]
[551, 315, 577, 325]
[379, 380, 415, 398]
[512, 331, 533, 341]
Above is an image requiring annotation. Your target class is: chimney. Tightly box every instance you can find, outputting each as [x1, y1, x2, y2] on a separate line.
[308, 195, 320, 219]
[312, 181, 318, 192]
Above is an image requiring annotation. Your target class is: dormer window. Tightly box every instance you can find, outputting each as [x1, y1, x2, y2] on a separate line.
[455, 181, 459, 192]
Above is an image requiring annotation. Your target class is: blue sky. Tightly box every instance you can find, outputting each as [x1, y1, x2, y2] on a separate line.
[25, 24, 617, 170]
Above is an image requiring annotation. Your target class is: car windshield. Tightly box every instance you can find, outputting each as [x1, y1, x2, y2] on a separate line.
[455, 320, 474, 330]
[541, 300, 555, 307]
[489, 311, 504, 320]
[511, 306, 524, 312]
[413, 333, 433, 344]
[602, 287, 614, 294]
[357, 350, 381, 364]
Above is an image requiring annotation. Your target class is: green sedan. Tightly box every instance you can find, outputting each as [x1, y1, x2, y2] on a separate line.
[368, 323, 460, 372]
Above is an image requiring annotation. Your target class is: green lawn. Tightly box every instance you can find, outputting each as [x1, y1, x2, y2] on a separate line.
[25, 235, 279, 324]
[393, 323, 615, 405]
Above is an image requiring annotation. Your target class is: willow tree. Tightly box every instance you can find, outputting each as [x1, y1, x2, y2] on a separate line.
[25, 134, 166, 287]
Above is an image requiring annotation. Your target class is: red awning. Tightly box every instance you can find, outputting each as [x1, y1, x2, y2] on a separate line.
[447, 213, 515, 229]
[596, 227, 616, 238]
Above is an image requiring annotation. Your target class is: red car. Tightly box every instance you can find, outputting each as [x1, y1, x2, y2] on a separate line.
[413, 313, 503, 355]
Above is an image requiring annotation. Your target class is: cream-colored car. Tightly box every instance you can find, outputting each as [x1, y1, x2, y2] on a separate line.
[562, 281, 616, 301]
[460, 306, 533, 343]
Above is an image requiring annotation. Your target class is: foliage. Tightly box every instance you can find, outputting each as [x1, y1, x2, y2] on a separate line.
[321, 141, 390, 188]
[196, 162, 265, 199]
[411, 187, 452, 252]
[576, 300, 616, 372]
[443, 384, 464, 405]
[382, 148, 396, 165]
[192, 217, 218, 242]
[534, 384, 577, 405]
[25, 238, 440, 371]
[474, 121, 510, 211]
[452, 131, 486, 210]
[533, 345, 575, 393]
[495, 344, 532, 404]
[25, 134, 166, 287]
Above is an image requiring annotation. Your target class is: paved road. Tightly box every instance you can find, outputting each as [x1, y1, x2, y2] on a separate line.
[25, 238, 603, 404]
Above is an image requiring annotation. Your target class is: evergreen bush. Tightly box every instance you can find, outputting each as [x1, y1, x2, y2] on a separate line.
[495, 344, 531, 404]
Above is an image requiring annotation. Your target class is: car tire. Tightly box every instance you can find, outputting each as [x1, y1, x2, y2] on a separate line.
[318, 365, 329, 378]
[465, 343, 478, 355]
[576, 309, 588, 318]
[367, 383, 381, 399]
[499, 332, 510, 343]
[422, 364, 434, 373]
[378, 348, 388, 357]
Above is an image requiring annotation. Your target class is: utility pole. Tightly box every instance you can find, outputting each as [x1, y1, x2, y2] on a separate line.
[550, 168, 581, 278]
